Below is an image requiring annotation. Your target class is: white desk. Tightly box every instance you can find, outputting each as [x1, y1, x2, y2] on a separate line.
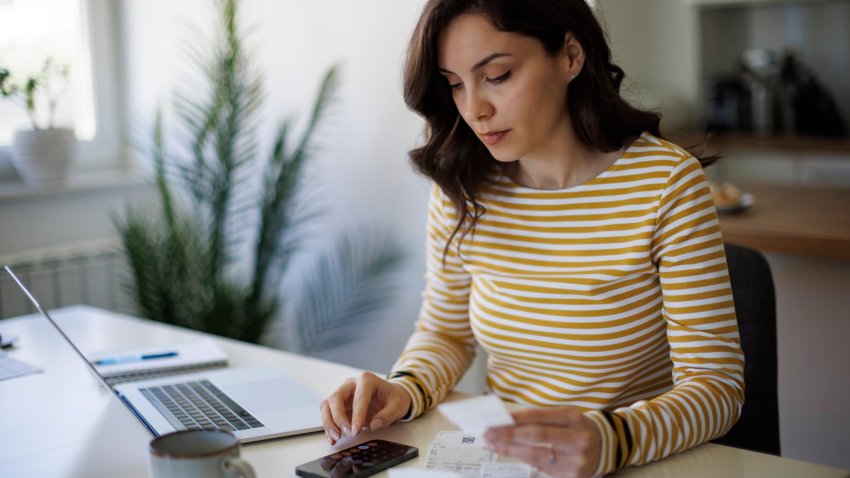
[0, 305, 847, 478]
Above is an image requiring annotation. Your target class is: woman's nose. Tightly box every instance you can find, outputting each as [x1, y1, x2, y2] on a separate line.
[463, 90, 494, 122]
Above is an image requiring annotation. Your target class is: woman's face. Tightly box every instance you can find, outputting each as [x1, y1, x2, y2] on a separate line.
[437, 14, 576, 163]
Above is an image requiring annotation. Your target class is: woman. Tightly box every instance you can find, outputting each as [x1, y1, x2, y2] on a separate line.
[320, 1, 744, 476]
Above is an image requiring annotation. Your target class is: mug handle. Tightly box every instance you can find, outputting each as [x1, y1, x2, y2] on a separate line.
[223, 456, 256, 478]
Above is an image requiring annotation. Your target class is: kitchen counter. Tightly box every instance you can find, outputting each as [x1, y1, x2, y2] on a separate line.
[717, 183, 850, 261]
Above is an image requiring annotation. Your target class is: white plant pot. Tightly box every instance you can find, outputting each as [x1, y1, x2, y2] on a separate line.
[10, 127, 76, 187]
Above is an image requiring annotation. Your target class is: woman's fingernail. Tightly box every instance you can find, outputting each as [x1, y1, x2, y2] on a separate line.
[327, 434, 335, 444]
[371, 419, 384, 431]
[329, 428, 340, 441]
[342, 425, 351, 436]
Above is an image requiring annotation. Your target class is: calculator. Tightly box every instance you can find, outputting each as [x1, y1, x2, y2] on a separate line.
[295, 439, 419, 478]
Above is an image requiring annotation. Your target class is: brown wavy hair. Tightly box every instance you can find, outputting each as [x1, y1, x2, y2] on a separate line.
[404, 0, 711, 257]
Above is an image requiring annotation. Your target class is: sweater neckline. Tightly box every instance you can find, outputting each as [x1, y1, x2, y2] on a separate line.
[494, 132, 649, 193]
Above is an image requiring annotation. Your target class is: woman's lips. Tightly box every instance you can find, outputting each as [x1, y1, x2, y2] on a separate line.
[481, 129, 510, 146]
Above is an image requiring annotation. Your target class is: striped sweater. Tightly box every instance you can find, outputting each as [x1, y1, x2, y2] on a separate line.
[388, 133, 744, 475]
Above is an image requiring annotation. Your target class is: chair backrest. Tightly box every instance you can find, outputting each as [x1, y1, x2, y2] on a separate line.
[711, 243, 781, 455]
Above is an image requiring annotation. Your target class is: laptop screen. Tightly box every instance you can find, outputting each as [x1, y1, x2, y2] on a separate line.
[3, 265, 116, 393]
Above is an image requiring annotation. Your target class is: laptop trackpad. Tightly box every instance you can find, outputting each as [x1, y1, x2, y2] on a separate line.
[226, 377, 320, 414]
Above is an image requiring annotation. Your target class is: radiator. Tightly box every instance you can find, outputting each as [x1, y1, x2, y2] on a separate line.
[0, 239, 135, 319]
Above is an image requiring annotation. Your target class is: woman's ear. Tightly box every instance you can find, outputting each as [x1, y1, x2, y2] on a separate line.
[561, 32, 585, 79]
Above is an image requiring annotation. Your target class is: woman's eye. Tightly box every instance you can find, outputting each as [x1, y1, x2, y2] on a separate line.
[449, 82, 462, 90]
[487, 70, 512, 85]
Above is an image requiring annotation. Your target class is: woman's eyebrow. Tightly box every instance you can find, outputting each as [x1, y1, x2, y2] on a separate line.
[439, 52, 512, 75]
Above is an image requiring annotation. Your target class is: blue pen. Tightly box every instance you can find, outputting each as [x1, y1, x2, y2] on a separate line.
[92, 351, 179, 366]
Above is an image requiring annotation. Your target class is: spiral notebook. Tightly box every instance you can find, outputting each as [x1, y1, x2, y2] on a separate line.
[88, 340, 228, 385]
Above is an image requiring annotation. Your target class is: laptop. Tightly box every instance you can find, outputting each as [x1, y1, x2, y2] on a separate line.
[4, 265, 324, 443]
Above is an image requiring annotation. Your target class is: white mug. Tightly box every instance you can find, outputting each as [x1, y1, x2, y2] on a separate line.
[148, 428, 256, 478]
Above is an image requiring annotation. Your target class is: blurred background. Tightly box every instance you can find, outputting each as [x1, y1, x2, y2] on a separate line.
[0, 0, 847, 470]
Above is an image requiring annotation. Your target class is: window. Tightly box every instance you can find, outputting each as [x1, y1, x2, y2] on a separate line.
[0, 0, 123, 173]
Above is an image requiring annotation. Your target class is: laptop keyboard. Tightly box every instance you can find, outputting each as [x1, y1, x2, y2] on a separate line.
[140, 380, 264, 432]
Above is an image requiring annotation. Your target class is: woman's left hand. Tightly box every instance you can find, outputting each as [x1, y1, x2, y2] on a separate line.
[482, 405, 601, 478]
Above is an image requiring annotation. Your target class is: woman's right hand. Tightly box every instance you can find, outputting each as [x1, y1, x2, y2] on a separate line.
[320, 371, 412, 445]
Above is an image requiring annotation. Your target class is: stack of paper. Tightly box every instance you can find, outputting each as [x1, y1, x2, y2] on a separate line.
[0, 348, 41, 382]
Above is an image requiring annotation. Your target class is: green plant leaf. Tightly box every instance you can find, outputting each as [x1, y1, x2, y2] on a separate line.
[288, 228, 405, 354]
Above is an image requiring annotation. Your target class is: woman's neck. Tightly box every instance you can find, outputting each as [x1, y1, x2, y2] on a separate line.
[505, 132, 630, 190]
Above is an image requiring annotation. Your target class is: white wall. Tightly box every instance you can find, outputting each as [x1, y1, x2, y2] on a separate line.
[119, 0, 433, 374]
[0, 184, 152, 257]
[595, 0, 700, 132]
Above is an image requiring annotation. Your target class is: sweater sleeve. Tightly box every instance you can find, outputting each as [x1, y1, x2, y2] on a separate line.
[387, 184, 478, 420]
[588, 153, 745, 475]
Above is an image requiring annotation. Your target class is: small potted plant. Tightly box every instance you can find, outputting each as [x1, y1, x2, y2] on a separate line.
[0, 58, 75, 187]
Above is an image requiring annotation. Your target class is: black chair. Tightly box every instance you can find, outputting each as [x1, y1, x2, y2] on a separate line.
[712, 243, 781, 455]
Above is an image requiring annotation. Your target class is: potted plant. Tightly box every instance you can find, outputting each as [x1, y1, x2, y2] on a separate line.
[114, 0, 404, 353]
[0, 58, 75, 187]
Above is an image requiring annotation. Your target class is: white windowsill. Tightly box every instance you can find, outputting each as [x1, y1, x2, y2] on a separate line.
[0, 168, 149, 203]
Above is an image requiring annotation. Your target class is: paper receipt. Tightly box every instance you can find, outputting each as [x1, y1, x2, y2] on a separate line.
[437, 395, 515, 436]
[423, 431, 532, 478]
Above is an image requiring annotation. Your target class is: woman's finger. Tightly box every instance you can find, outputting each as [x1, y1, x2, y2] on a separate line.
[484, 423, 589, 453]
[326, 379, 356, 437]
[319, 399, 341, 445]
[510, 405, 586, 427]
[349, 372, 380, 436]
[368, 381, 411, 431]
[491, 440, 587, 478]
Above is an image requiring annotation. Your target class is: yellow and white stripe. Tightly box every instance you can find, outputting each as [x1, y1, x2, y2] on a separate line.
[389, 133, 744, 474]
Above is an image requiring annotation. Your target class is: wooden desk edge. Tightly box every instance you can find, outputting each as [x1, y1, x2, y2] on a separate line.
[721, 231, 850, 261]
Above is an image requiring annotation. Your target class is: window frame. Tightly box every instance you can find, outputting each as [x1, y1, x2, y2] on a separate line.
[0, 0, 126, 179]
